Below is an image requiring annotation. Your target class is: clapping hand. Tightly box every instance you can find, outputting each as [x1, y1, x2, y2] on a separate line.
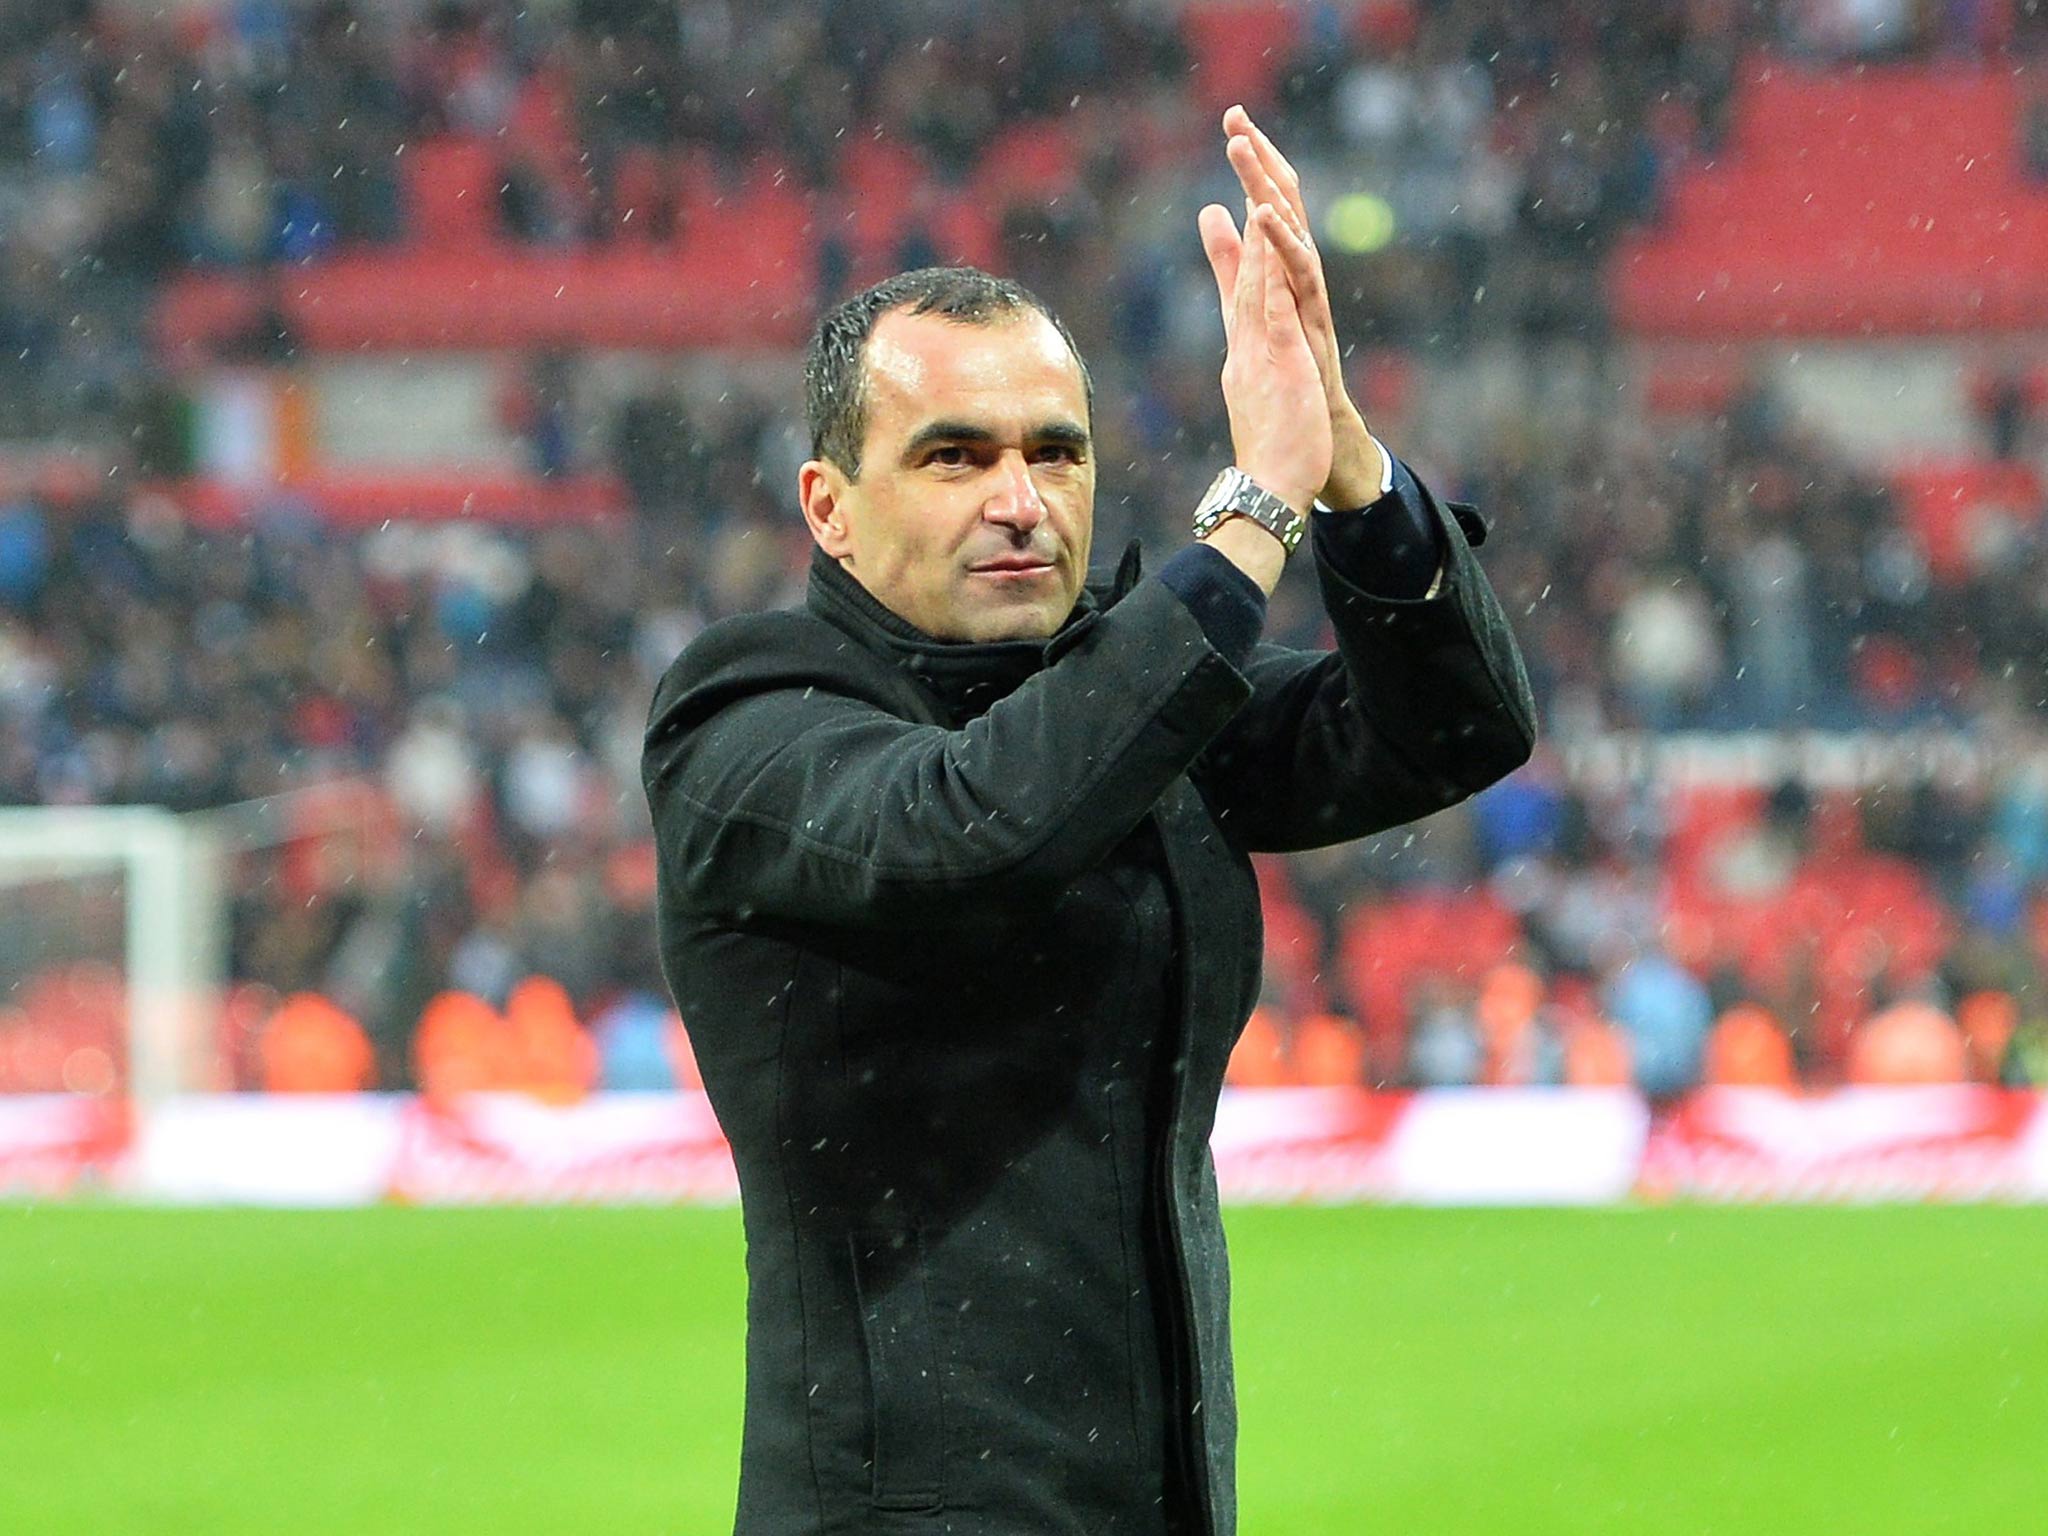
[1198, 105, 1386, 511]
[1213, 198, 1333, 521]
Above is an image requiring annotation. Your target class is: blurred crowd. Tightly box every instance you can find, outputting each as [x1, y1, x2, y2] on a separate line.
[5, 396, 2046, 1096]
[3, 0, 2048, 1098]
[601, 362, 2048, 736]
[1240, 742, 2048, 1096]
[9, 0, 2039, 434]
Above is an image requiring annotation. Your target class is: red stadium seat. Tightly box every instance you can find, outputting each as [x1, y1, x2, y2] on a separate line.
[1260, 894, 1326, 1012]
[1337, 892, 1523, 1073]
[837, 134, 923, 263]
[1965, 364, 2048, 415]
[1181, 1, 1301, 115]
[403, 137, 502, 249]
[1613, 59, 2048, 335]
[1889, 460, 2043, 582]
[979, 121, 1083, 203]
[1662, 783, 1766, 887]
[610, 147, 673, 242]
[1640, 351, 1747, 420]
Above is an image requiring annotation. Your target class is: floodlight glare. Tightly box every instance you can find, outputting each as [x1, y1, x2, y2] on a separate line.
[1325, 193, 1397, 253]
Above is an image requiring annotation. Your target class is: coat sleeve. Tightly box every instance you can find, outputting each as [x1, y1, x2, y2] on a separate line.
[1192, 463, 1538, 853]
[642, 579, 1253, 928]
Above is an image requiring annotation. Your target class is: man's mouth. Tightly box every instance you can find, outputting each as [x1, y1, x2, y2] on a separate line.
[969, 556, 1057, 575]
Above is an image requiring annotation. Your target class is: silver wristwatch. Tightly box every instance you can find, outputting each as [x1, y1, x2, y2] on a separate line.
[1192, 468, 1308, 555]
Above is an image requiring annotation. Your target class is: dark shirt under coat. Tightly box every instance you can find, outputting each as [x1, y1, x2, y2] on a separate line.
[642, 459, 1536, 1535]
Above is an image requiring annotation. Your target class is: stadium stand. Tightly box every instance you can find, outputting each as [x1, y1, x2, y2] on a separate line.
[2, 0, 2046, 1101]
[1614, 62, 2048, 335]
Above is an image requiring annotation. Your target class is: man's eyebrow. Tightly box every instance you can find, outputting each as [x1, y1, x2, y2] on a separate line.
[899, 419, 1092, 461]
[901, 421, 997, 459]
[1031, 420, 1092, 451]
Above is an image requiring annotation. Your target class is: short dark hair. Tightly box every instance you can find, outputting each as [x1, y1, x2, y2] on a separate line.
[803, 266, 1094, 478]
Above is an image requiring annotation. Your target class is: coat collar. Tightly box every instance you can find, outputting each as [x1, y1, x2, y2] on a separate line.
[805, 542, 1143, 722]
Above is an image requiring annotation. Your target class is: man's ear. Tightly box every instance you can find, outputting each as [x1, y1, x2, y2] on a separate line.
[799, 459, 856, 561]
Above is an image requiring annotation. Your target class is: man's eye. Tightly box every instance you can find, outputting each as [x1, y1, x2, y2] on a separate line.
[928, 446, 970, 467]
[1032, 444, 1082, 464]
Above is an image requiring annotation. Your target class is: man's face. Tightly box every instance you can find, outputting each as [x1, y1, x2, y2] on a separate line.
[801, 308, 1095, 642]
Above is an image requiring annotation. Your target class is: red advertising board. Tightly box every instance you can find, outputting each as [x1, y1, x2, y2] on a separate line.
[0, 1095, 130, 1194]
[389, 1092, 740, 1204]
[1638, 1087, 2048, 1201]
[6, 1089, 2048, 1206]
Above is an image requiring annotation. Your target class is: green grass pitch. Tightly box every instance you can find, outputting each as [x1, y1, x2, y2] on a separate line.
[3, 1203, 2044, 1533]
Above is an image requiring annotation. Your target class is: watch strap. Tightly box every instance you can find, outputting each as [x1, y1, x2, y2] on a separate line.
[1192, 468, 1308, 555]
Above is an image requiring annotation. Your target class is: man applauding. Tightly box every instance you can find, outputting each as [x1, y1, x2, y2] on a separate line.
[644, 108, 1535, 1536]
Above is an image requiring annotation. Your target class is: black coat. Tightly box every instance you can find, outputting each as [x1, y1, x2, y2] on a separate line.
[642, 477, 1535, 1535]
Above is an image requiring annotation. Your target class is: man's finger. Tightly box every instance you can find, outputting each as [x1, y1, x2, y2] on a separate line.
[1226, 134, 1306, 242]
[1200, 207, 1244, 329]
[1264, 203, 1326, 308]
[1198, 202, 1242, 339]
[1235, 206, 1266, 348]
[1257, 208, 1298, 333]
[1225, 106, 1312, 237]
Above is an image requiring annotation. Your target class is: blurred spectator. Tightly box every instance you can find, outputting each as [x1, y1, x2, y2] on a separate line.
[593, 991, 683, 1092]
[1977, 367, 2037, 460]
[1610, 578, 1722, 727]
[1704, 1005, 1798, 1088]
[1847, 1000, 1968, 1084]
[1605, 949, 1714, 1100]
[1407, 981, 1483, 1088]
[257, 992, 376, 1093]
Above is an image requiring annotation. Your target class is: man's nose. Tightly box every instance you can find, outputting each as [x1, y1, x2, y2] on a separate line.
[982, 452, 1046, 533]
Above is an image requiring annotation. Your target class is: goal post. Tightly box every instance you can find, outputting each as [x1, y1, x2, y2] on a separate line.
[0, 782, 396, 1105]
[0, 806, 227, 1106]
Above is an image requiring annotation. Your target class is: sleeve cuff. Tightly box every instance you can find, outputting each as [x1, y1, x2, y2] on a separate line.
[1310, 452, 1445, 601]
[1312, 435, 1396, 514]
[1155, 543, 1268, 670]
